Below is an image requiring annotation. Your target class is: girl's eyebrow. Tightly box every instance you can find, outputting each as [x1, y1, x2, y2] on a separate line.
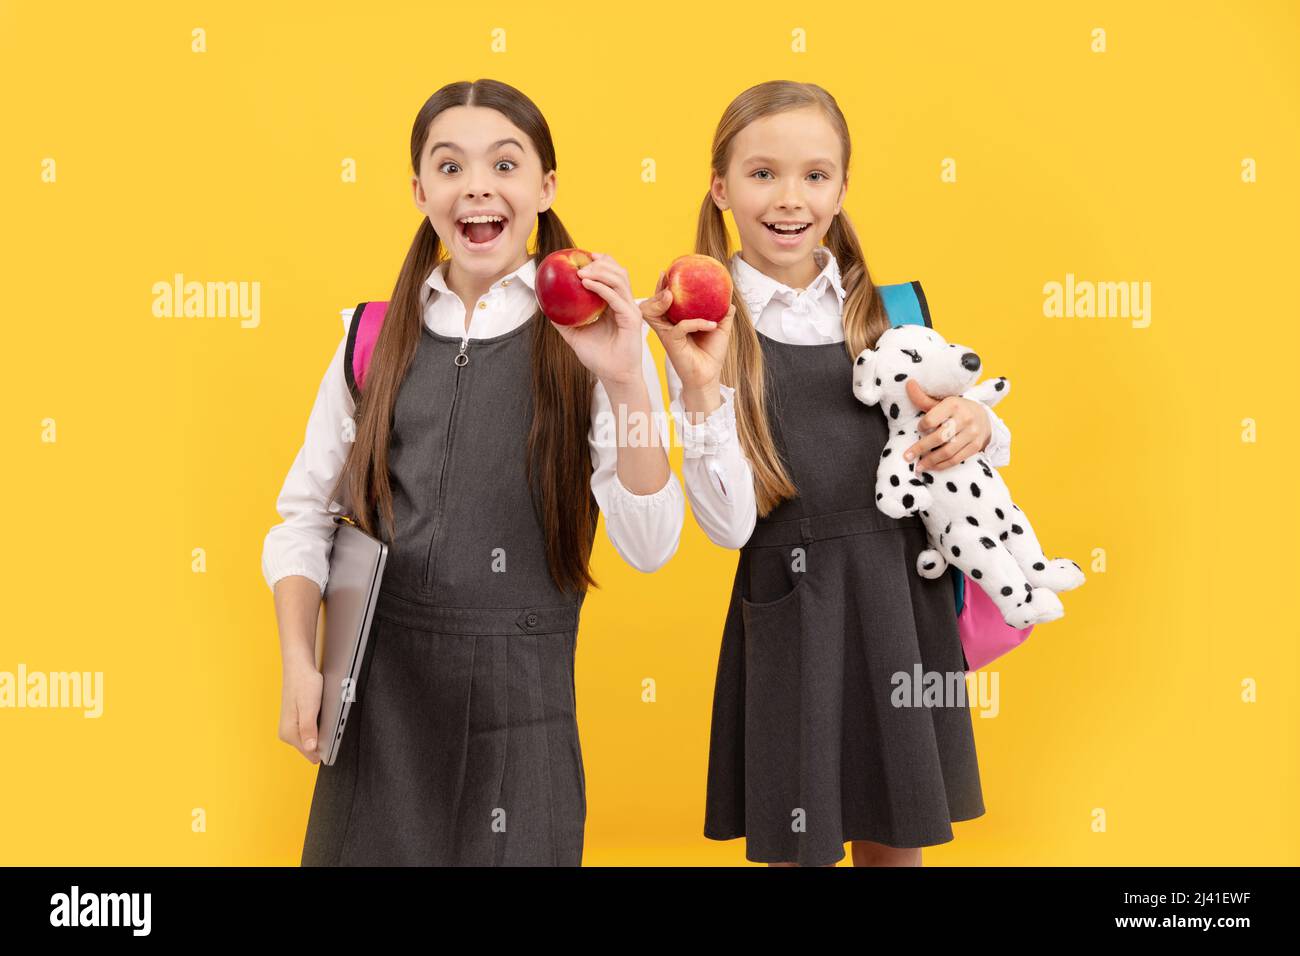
[430, 137, 525, 155]
[744, 154, 838, 169]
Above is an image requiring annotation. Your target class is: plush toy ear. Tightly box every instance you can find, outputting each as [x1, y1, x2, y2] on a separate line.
[852, 349, 882, 406]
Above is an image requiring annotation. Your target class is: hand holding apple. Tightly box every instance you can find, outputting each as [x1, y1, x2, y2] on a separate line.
[543, 250, 645, 389]
[641, 265, 734, 395]
[535, 248, 606, 327]
[663, 254, 733, 324]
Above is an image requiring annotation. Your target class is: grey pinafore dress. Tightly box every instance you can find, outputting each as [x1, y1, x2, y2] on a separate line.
[703, 330, 985, 866]
[301, 315, 592, 866]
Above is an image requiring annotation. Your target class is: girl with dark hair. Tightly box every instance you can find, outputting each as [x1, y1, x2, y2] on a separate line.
[262, 79, 686, 866]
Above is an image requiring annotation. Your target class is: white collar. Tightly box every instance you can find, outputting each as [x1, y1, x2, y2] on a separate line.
[730, 244, 847, 317]
[419, 255, 538, 312]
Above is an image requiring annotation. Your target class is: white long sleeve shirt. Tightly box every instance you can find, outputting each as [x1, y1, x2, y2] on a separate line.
[664, 245, 1012, 550]
[261, 255, 685, 593]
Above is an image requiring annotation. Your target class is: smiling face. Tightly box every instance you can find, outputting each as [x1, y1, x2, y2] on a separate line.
[412, 105, 556, 286]
[710, 105, 848, 287]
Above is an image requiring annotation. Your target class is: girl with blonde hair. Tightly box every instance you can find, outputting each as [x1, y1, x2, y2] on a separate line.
[642, 79, 1012, 867]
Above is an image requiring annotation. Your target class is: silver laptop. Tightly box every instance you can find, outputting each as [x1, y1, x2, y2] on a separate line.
[317, 514, 388, 766]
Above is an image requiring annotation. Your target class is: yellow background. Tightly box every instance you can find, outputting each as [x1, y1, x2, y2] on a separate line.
[2, 0, 1296, 865]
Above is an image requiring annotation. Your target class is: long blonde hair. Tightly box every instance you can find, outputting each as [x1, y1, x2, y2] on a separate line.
[695, 80, 892, 516]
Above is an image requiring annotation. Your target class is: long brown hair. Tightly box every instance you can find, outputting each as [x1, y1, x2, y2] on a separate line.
[695, 80, 892, 516]
[330, 79, 600, 595]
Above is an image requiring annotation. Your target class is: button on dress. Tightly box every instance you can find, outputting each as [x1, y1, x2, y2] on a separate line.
[702, 329, 985, 866]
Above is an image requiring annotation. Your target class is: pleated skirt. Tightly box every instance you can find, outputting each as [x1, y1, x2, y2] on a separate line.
[301, 592, 587, 866]
[704, 519, 985, 866]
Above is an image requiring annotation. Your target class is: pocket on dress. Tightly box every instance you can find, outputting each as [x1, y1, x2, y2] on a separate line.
[741, 573, 804, 823]
[742, 541, 812, 608]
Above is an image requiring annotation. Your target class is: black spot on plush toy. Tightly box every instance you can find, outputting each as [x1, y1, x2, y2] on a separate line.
[852, 324, 1085, 628]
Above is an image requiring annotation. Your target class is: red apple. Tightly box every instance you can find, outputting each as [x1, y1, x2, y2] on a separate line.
[535, 248, 606, 327]
[664, 253, 733, 324]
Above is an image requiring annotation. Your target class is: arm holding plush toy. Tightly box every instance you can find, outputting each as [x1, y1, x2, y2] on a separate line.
[904, 377, 1012, 474]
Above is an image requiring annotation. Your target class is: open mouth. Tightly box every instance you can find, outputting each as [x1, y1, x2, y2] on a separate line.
[763, 221, 811, 238]
[457, 215, 508, 248]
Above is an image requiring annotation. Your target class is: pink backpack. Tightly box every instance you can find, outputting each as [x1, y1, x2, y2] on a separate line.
[343, 300, 390, 399]
[878, 281, 1033, 672]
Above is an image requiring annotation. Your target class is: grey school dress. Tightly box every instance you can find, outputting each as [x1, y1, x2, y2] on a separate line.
[301, 314, 592, 866]
[702, 329, 985, 866]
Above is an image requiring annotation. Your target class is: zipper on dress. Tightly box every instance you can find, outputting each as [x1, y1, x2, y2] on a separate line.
[422, 336, 469, 586]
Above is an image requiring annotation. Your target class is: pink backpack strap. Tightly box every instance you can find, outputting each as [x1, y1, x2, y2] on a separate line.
[343, 300, 389, 401]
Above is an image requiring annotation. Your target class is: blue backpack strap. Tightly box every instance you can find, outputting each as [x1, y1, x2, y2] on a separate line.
[876, 280, 964, 617]
[877, 280, 932, 329]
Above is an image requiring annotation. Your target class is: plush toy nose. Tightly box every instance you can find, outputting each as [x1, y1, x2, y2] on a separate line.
[961, 351, 981, 372]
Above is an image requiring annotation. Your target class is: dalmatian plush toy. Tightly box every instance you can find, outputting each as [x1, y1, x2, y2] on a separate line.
[851, 324, 1085, 628]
